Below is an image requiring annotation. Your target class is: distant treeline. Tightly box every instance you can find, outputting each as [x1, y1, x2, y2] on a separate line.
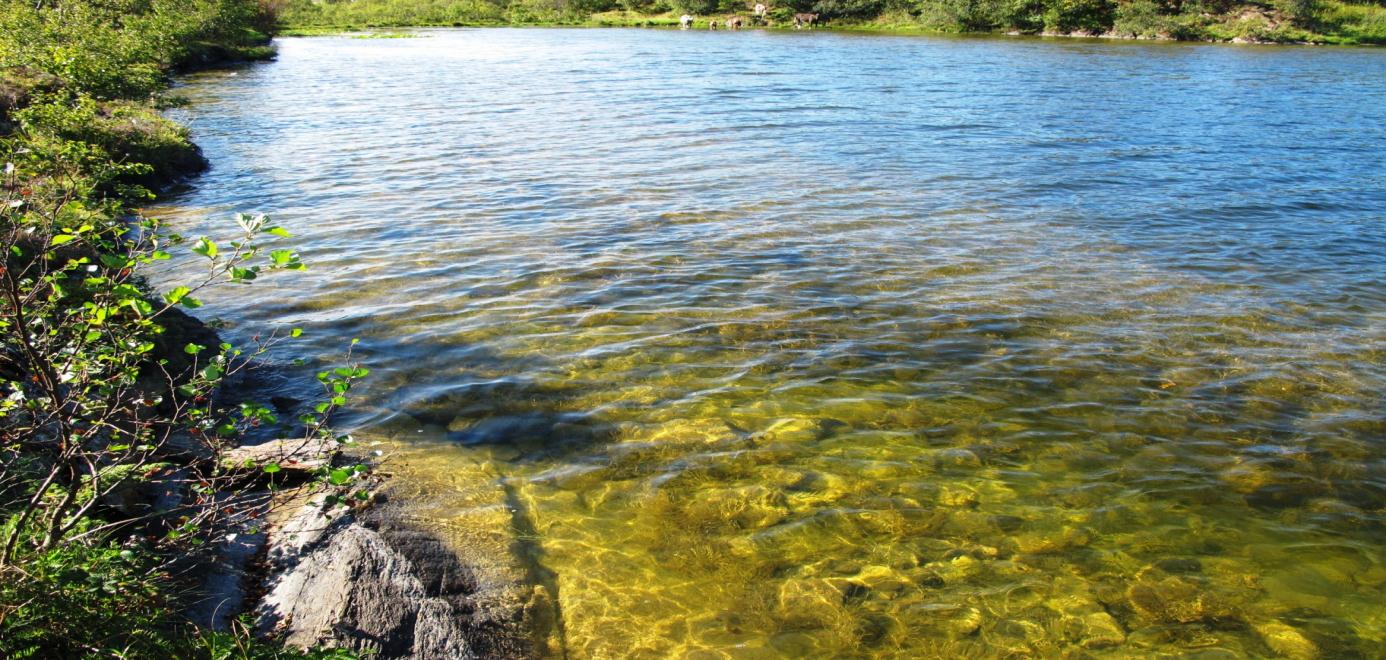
[280, 0, 1386, 43]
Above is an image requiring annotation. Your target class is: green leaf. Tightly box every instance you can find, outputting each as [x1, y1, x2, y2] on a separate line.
[126, 298, 154, 316]
[263, 463, 281, 474]
[269, 249, 297, 268]
[192, 237, 218, 259]
[184, 343, 204, 355]
[181, 296, 203, 309]
[267, 227, 292, 238]
[290, 327, 303, 338]
[50, 234, 77, 246]
[235, 213, 265, 234]
[99, 254, 131, 269]
[328, 469, 351, 486]
[164, 286, 191, 305]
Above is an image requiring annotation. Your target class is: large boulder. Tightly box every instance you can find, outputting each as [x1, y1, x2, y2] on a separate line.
[254, 494, 546, 659]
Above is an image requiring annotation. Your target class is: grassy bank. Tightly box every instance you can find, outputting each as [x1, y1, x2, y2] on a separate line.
[0, 1, 368, 657]
[279, 0, 1386, 44]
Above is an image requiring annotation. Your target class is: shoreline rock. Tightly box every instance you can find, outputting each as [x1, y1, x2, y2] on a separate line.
[252, 489, 546, 659]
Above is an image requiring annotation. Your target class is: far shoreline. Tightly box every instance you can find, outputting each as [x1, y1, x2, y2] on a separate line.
[276, 20, 1386, 48]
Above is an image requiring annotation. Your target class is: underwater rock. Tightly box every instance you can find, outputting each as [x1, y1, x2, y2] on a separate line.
[934, 447, 982, 470]
[938, 485, 980, 508]
[929, 554, 982, 584]
[1080, 612, 1127, 649]
[848, 565, 913, 597]
[1254, 622, 1318, 659]
[757, 417, 842, 443]
[951, 607, 984, 636]
[776, 578, 849, 629]
[990, 514, 1026, 533]
[1217, 460, 1271, 494]
[681, 485, 790, 531]
[644, 417, 738, 444]
[1011, 526, 1091, 555]
[1127, 574, 1235, 624]
[991, 618, 1048, 651]
[1154, 558, 1203, 574]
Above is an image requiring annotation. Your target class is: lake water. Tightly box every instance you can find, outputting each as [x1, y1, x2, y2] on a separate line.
[156, 28, 1386, 657]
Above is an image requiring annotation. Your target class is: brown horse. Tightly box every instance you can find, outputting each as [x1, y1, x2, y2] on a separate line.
[709, 18, 719, 29]
[793, 12, 819, 28]
[727, 15, 744, 29]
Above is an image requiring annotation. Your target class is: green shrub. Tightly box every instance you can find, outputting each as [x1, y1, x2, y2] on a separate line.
[1112, 0, 1178, 35]
[0, 2, 372, 658]
[1043, 0, 1115, 31]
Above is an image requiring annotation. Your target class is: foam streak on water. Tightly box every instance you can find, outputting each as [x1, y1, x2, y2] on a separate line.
[155, 29, 1386, 657]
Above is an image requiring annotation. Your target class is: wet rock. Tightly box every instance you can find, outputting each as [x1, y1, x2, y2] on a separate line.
[1254, 622, 1318, 659]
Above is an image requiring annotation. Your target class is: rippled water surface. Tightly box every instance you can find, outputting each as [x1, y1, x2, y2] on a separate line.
[156, 29, 1386, 657]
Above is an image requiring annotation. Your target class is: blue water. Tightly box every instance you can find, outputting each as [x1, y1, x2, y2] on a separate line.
[158, 29, 1386, 657]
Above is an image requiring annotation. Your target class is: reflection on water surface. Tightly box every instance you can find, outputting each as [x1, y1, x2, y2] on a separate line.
[155, 28, 1386, 657]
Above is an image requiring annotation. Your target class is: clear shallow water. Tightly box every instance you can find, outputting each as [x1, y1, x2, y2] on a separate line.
[155, 29, 1386, 657]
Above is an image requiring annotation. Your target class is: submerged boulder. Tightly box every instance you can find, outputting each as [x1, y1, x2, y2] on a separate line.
[1254, 621, 1318, 659]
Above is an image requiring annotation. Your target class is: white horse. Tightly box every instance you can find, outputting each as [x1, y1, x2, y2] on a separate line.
[753, 3, 767, 17]
[680, 14, 693, 29]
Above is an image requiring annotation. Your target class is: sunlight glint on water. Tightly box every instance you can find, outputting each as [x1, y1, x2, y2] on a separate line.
[154, 29, 1386, 657]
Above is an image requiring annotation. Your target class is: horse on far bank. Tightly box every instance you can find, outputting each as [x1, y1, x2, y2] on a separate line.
[680, 13, 693, 29]
[727, 15, 744, 29]
[793, 12, 819, 28]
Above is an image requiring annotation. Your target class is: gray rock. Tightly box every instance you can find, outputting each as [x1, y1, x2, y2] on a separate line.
[222, 437, 340, 473]
[254, 495, 542, 659]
